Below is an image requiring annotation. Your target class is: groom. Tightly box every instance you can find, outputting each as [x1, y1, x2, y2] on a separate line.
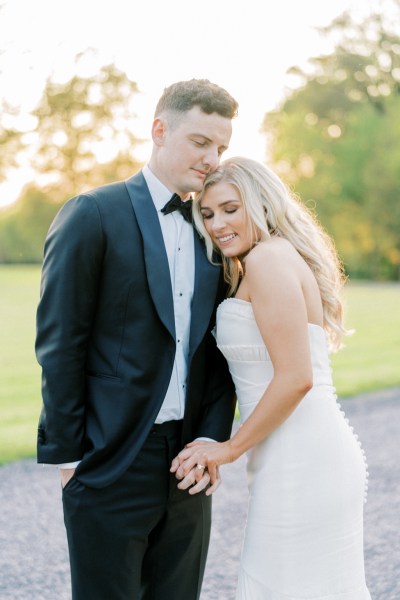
[35, 79, 237, 599]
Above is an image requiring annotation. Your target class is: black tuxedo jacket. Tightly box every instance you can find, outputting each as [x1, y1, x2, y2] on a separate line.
[36, 172, 236, 488]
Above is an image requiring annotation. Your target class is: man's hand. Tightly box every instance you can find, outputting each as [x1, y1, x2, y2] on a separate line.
[171, 446, 223, 496]
[172, 462, 214, 495]
[60, 468, 76, 489]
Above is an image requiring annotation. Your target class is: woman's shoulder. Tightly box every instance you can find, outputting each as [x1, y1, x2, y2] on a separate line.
[243, 239, 304, 298]
[244, 237, 294, 271]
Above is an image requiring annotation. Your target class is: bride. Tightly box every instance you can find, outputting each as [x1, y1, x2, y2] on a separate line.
[171, 157, 371, 599]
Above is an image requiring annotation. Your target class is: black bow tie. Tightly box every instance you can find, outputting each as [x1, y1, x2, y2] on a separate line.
[161, 193, 193, 223]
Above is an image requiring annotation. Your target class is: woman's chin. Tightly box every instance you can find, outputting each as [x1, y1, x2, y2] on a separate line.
[220, 248, 237, 258]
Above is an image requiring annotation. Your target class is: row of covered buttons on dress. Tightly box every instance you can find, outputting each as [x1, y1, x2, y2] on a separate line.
[334, 388, 369, 504]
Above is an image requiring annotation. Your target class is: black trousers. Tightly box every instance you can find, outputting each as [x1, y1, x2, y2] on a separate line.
[62, 422, 212, 600]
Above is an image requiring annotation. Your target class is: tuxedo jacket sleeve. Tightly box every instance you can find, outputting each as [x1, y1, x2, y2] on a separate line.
[36, 173, 235, 487]
[36, 192, 106, 463]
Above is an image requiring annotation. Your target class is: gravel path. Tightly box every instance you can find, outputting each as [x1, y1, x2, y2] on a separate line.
[1, 388, 399, 600]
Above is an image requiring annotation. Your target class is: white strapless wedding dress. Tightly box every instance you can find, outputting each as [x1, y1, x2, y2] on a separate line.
[215, 298, 371, 600]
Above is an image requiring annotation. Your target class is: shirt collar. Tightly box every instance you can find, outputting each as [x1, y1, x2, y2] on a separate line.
[142, 165, 174, 212]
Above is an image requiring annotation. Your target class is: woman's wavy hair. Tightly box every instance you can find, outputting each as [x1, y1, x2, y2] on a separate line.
[193, 156, 349, 351]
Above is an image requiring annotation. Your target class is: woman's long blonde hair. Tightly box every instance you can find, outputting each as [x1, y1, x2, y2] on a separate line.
[193, 157, 348, 351]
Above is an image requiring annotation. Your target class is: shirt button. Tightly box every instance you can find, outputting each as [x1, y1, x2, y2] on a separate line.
[179, 292, 183, 297]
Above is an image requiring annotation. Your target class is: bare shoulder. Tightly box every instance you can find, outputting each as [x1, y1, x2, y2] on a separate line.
[244, 238, 296, 279]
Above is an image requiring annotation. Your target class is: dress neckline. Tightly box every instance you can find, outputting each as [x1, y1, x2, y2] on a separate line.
[220, 297, 325, 335]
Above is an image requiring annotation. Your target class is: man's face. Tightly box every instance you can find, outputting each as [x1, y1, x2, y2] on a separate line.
[151, 106, 232, 197]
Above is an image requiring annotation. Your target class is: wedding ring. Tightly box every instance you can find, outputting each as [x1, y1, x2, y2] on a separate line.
[196, 464, 205, 470]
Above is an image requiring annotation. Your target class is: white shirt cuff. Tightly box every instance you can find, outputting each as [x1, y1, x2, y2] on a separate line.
[57, 461, 81, 469]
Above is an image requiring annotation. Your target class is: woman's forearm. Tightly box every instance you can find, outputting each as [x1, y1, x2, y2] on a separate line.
[173, 374, 312, 483]
[229, 374, 312, 460]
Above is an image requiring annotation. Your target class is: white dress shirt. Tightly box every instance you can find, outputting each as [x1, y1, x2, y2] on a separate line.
[142, 165, 195, 423]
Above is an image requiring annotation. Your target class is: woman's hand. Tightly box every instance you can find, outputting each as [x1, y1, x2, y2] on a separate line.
[170, 440, 236, 495]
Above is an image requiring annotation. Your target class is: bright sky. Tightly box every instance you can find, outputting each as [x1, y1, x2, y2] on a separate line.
[0, 0, 379, 206]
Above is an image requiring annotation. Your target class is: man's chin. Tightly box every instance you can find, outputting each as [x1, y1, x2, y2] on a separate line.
[190, 180, 205, 193]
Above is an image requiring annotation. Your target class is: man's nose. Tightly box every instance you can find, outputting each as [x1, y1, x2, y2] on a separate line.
[202, 147, 219, 171]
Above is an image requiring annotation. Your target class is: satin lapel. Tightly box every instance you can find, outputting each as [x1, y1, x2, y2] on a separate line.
[189, 233, 220, 358]
[125, 173, 175, 341]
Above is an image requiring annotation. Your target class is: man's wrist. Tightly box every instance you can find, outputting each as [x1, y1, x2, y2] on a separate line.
[58, 461, 81, 469]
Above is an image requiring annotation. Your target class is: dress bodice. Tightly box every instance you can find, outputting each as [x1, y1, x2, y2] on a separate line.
[215, 298, 334, 420]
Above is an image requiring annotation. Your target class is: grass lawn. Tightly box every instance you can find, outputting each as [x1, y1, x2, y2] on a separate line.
[331, 282, 400, 396]
[0, 265, 42, 464]
[0, 265, 399, 464]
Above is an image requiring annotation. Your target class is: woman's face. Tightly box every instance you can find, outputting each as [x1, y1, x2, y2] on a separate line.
[199, 181, 256, 258]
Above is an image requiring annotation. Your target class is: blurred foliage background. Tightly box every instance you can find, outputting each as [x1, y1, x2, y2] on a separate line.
[0, 8, 399, 280]
[0, 61, 143, 261]
[262, 10, 400, 281]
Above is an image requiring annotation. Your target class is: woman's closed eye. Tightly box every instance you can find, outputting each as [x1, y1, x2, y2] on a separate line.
[201, 207, 238, 220]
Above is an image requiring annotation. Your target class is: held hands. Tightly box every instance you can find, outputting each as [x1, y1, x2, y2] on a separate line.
[170, 440, 235, 496]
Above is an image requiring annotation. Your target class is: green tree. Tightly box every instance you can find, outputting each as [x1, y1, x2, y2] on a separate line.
[263, 6, 400, 279]
[31, 54, 143, 202]
[0, 101, 25, 183]
[0, 185, 59, 262]
[0, 2, 30, 183]
[0, 53, 144, 262]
